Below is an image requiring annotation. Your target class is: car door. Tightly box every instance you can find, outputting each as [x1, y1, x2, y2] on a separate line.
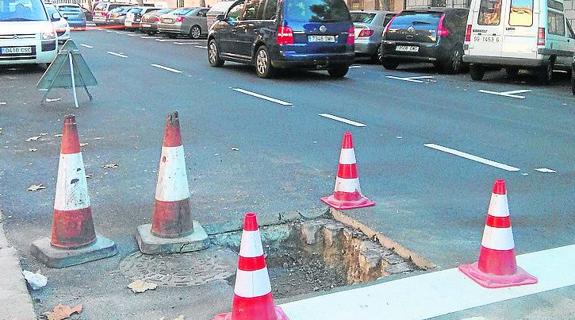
[235, 0, 265, 57]
[468, 0, 505, 57]
[501, 0, 538, 59]
[219, 1, 244, 54]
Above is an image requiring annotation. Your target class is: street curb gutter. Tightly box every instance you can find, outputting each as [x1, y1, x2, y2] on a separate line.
[0, 211, 36, 320]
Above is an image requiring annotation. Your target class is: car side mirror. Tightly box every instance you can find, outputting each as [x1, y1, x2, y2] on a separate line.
[51, 12, 60, 21]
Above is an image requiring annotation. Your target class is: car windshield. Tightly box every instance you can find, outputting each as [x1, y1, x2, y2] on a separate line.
[129, 7, 142, 13]
[391, 11, 442, 28]
[57, 5, 81, 12]
[284, 0, 350, 22]
[0, 0, 48, 21]
[351, 12, 375, 23]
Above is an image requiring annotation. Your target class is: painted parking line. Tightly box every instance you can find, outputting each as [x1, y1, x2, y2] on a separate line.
[424, 143, 520, 172]
[349, 65, 361, 69]
[232, 88, 292, 106]
[155, 38, 178, 42]
[126, 33, 138, 37]
[386, 75, 434, 83]
[80, 44, 93, 48]
[107, 51, 127, 58]
[151, 64, 182, 73]
[141, 36, 161, 39]
[479, 89, 531, 99]
[282, 244, 575, 320]
[194, 45, 207, 49]
[318, 113, 366, 127]
[535, 168, 556, 173]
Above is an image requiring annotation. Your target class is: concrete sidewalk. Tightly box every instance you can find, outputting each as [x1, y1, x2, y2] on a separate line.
[0, 211, 36, 320]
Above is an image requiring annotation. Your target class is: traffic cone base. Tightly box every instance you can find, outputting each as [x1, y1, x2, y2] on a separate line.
[136, 220, 209, 255]
[320, 194, 375, 210]
[459, 262, 538, 288]
[212, 306, 289, 320]
[30, 234, 117, 269]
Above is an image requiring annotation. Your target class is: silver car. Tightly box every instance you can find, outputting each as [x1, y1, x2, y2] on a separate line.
[351, 10, 396, 62]
[158, 7, 209, 39]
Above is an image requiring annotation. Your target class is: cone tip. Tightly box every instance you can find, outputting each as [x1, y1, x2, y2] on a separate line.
[243, 212, 259, 231]
[64, 114, 76, 123]
[163, 111, 182, 147]
[492, 179, 506, 195]
[342, 131, 353, 149]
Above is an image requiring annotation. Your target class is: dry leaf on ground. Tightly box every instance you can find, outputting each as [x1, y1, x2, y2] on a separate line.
[26, 136, 41, 142]
[27, 184, 46, 192]
[231, 147, 239, 151]
[45, 98, 62, 103]
[80, 143, 88, 147]
[44, 304, 83, 320]
[128, 279, 158, 293]
[54, 134, 63, 138]
[102, 163, 119, 169]
[40, 133, 48, 136]
[29, 148, 38, 152]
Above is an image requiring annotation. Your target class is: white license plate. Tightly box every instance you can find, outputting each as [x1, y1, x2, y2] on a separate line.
[142, 24, 151, 28]
[1, 47, 32, 54]
[308, 35, 335, 43]
[395, 45, 419, 53]
[473, 35, 501, 43]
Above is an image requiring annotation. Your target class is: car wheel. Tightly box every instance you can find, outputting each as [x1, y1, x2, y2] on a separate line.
[506, 67, 519, 78]
[537, 60, 553, 85]
[371, 45, 383, 64]
[469, 64, 485, 81]
[382, 59, 399, 70]
[147, 31, 155, 36]
[440, 45, 463, 74]
[208, 39, 224, 67]
[189, 25, 201, 39]
[254, 45, 274, 78]
[327, 65, 349, 78]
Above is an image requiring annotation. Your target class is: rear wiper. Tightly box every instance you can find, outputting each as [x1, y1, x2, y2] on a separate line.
[411, 20, 430, 25]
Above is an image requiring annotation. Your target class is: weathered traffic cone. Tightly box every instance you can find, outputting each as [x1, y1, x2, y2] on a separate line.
[30, 115, 117, 268]
[136, 111, 209, 254]
[213, 212, 289, 320]
[459, 179, 537, 288]
[321, 131, 375, 210]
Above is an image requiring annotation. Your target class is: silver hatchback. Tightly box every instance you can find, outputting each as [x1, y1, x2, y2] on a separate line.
[351, 10, 396, 62]
[158, 7, 209, 39]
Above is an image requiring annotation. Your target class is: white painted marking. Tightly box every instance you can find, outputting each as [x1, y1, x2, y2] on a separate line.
[232, 88, 292, 106]
[80, 44, 93, 48]
[105, 30, 113, 33]
[479, 89, 531, 99]
[239, 230, 264, 257]
[481, 226, 515, 250]
[535, 168, 556, 173]
[155, 146, 190, 202]
[127, 33, 138, 37]
[107, 51, 127, 58]
[141, 36, 160, 39]
[194, 45, 207, 49]
[339, 149, 357, 165]
[424, 144, 520, 172]
[318, 113, 366, 127]
[54, 153, 90, 210]
[174, 41, 193, 45]
[235, 268, 272, 298]
[155, 38, 176, 42]
[282, 244, 575, 320]
[334, 177, 361, 193]
[151, 64, 182, 74]
[349, 65, 361, 69]
[386, 75, 434, 83]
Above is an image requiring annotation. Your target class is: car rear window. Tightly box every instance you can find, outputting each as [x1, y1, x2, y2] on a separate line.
[391, 11, 441, 28]
[94, 2, 107, 10]
[509, 0, 532, 26]
[351, 12, 375, 23]
[284, 0, 350, 22]
[478, 0, 501, 25]
[0, 0, 48, 21]
[57, 5, 81, 12]
[129, 8, 143, 14]
[171, 7, 192, 15]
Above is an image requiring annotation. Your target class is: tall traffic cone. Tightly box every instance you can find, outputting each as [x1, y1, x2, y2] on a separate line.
[30, 115, 117, 268]
[213, 212, 289, 320]
[321, 131, 375, 210]
[136, 111, 209, 254]
[459, 179, 537, 288]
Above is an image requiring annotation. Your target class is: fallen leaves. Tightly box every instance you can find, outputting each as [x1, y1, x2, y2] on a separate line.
[231, 147, 239, 151]
[27, 184, 46, 192]
[80, 143, 88, 147]
[29, 148, 38, 152]
[54, 134, 63, 138]
[45, 98, 62, 103]
[26, 136, 41, 142]
[44, 304, 82, 320]
[128, 279, 158, 293]
[102, 163, 119, 169]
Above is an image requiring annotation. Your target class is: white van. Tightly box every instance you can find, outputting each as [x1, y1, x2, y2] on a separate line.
[463, 0, 575, 83]
[206, 1, 233, 30]
[0, 0, 58, 66]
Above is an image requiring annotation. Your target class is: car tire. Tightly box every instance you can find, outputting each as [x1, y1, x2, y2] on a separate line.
[506, 67, 519, 78]
[254, 45, 274, 78]
[537, 60, 553, 85]
[439, 45, 463, 74]
[371, 45, 383, 64]
[208, 39, 225, 67]
[147, 31, 155, 36]
[382, 59, 399, 70]
[327, 65, 349, 78]
[469, 64, 485, 81]
[189, 25, 201, 39]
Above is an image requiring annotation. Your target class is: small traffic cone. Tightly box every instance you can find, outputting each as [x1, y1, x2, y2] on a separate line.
[213, 212, 289, 320]
[136, 111, 209, 254]
[30, 115, 117, 268]
[321, 131, 375, 210]
[459, 179, 537, 288]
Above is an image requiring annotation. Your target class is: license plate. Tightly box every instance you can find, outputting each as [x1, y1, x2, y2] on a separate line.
[142, 24, 151, 28]
[1, 47, 32, 55]
[308, 35, 335, 43]
[395, 45, 419, 52]
[163, 19, 174, 23]
[473, 35, 501, 43]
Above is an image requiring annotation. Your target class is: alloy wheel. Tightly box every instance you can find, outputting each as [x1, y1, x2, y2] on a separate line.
[256, 49, 268, 76]
[208, 41, 217, 64]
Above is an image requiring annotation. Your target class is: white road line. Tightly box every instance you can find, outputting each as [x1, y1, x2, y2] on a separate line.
[349, 65, 361, 69]
[151, 64, 182, 73]
[141, 36, 160, 39]
[535, 168, 556, 173]
[174, 42, 193, 45]
[479, 89, 531, 99]
[386, 75, 434, 83]
[127, 34, 138, 37]
[155, 38, 176, 42]
[107, 51, 127, 58]
[282, 244, 575, 320]
[318, 113, 366, 127]
[232, 88, 292, 106]
[80, 44, 93, 48]
[424, 143, 520, 172]
[194, 45, 207, 49]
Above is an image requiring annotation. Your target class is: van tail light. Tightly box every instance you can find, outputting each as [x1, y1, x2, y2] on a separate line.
[347, 26, 354, 45]
[277, 25, 294, 45]
[437, 14, 449, 38]
[152, 16, 160, 22]
[383, 15, 396, 37]
[176, 16, 184, 22]
[358, 28, 374, 37]
[537, 27, 545, 46]
[465, 24, 472, 42]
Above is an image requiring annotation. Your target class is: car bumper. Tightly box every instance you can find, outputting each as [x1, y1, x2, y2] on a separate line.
[354, 40, 379, 55]
[140, 23, 158, 31]
[125, 21, 141, 28]
[462, 54, 545, 67]
[158, 25, 183, 33]
[382, 41, 448, 62]
[272, 51, 355, 69]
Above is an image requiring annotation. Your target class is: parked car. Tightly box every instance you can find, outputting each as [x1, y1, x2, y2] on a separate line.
[46, 4, 70, 44]
[381, 8, 469, 73]
[106, 6, 133, 28]
[56, 4, 87, 30]
[206, 1, 234, 30]
[464, 0, 575, 84]
[93, 2, 129, 25]
[158, 7, 209, 39]
[140, 8, 173, 35]
[125, 7, 161, 30]
[572, 55, 574, 94]
[0, 0, 58, 67]
[351, 10, 396, 62]
[208, 0, 355, 78]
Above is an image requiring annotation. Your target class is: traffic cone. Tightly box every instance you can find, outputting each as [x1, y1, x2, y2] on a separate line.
[459, 179, 537, 288]
[30, 115, 117, 268]
[136, 111, 209, 254]
[213, 212, 289, 320]
[321, 131, 375, 210]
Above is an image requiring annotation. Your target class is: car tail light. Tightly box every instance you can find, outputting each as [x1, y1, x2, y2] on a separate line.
[152, 16, 159, 22]
[383, 15, 396, 37]
[176, 16, 184, 22]
[465, 24, 472, 42]
[437, 14, 449, 38]
[347, 26, 354, 45]
[537, 27, 545, 46]
[358, 28, 374, 37]
[277, 25, 294, 45]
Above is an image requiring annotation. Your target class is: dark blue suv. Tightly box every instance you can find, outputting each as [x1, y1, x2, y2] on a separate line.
[207, 0, 355, 78]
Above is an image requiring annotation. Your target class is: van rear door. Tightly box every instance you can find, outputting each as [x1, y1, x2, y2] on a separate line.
[501, 0, 538, 59]
[467, 0, 504, 57]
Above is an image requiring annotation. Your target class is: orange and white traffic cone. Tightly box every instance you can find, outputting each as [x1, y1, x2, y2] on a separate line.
[30, 115, 117, 268]
[213, 212, 289, 320]
[321, 131, 375, 210]
[136, 111, 209, 254]
[459, 179, 537, 288]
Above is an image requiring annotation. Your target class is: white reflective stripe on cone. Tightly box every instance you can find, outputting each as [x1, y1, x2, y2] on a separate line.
[488, 194, 510, 217]
[334, 177, 361, 193]
[54, 153, 91, 211]
[155, 146, 190, 202]
[481, 225, 515, 250]
[239, 230, 264, 258]
[234, 267, 272, 298]
[338, 148, 357, 165]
